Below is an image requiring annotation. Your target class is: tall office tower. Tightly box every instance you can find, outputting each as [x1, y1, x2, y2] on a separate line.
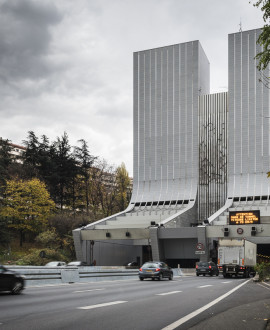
[228, 29, 270, 199]
[131, 41, 210, 213]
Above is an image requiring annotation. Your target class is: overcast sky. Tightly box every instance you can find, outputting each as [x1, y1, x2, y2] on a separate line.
[0, 0, 265, 175]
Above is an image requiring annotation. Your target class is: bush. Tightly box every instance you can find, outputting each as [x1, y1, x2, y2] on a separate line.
[254, 262, 270, 281]
[35, 229, 60, 249]
[16, 248, 69, 266]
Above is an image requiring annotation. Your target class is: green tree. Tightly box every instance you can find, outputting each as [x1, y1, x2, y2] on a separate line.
[74, 139, 96, 215]
[22, 131, 40, 178]
[252, 0, 270, 71]
[0, 178, 55, 246]
[0, 216, 11, 248]
[50, 132, 78, 210]
[0, 138, 13, 193]
[252, 1, 270, 176]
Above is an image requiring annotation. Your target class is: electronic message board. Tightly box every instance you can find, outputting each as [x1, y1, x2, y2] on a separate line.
[229, 210, 260, 225]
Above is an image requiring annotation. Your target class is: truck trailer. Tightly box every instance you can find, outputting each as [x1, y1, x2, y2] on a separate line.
[218, 239, 257, 278]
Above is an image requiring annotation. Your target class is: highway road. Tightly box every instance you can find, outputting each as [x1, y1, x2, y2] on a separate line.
[0, 275, 270, 330]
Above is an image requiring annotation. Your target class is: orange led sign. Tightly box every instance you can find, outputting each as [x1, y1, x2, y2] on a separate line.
[229, 211, 260, 225]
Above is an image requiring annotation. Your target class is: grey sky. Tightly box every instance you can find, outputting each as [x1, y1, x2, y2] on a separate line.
[0, 0, 265, 175]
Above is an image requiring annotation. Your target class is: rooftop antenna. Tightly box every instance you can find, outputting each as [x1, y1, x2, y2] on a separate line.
[239, 19, 242, 32]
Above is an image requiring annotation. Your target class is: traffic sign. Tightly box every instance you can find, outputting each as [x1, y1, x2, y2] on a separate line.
[196, 242, 204, 251]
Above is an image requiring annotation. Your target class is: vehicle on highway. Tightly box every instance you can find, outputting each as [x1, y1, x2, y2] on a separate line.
[0, 265, 25, 294]
[45, 261, 66, 267]
[67, 261, 87, 267]
[196, 261, 219, 276]
[139, 261, 173, 281]
[218, 238, 256, 278]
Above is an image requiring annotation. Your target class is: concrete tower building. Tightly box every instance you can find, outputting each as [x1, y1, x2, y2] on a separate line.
[132, 41, 209, 209]
[73, 29, 270, 267]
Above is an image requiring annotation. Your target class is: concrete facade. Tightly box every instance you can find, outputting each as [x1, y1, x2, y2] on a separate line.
[73, 29, 270, 267]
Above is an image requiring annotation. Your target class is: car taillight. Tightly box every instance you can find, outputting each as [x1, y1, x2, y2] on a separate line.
[139, 268, 142, 271]
[196, 265, 198, 269]
[156, 268, 160, 271]
[209, 266, 212, 269]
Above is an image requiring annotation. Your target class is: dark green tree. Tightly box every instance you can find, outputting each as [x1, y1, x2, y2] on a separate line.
[0, 138, 13, 194]
[22, 131, 40, 178]
[0, 216, 11, 248]
[74, 139, 96, 215]
[50, 132, 78, 210]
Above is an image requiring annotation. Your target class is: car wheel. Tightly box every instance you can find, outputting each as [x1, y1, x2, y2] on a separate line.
[139, 277, 144, 281]
[203, 274, 205, 276]
[169, 273, 173, 280]
[196, 273, 199, 276]
[216, 271, 219, 276]
[151, 278, 155, 281]
[158, 273, 163, 281]
[11, 281, 23, 295]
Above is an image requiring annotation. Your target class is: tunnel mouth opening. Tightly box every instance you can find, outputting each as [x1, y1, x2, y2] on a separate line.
[257, 244, 270, 263]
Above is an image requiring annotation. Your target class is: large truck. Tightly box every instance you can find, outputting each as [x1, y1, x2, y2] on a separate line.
[218, 239, 257, 278]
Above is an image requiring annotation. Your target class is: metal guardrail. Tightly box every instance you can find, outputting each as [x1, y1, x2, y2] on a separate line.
[6, 266, 195, 286]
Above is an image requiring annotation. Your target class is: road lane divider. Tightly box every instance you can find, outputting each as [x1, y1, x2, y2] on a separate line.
[78, 301, 127, 310]
[258, 283, 270, 291]
[73, 288, 105, 293]
[197, 285, 212, 288]
[162, 279, 250, 330]
[156, 291, 182, 296]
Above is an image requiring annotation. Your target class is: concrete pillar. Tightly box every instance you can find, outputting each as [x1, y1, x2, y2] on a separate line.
[72, 229, 84, 262]
[197, 226, 209, 262]
[149, 227, 165, 261]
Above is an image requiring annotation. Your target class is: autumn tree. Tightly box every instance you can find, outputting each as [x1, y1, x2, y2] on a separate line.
[88, 160, 119, 218]
[115, 163, 131, 211]
[0, 178, 55, 246]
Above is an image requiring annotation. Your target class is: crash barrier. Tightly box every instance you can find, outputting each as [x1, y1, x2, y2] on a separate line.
[6, 266, 195, 286]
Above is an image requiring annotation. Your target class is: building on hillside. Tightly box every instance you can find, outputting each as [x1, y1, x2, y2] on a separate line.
[0, 138, 26, 163]
[73, 28, 270, 267]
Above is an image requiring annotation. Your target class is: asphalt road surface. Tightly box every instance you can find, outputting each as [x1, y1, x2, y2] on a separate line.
[0, 275, 270, 330]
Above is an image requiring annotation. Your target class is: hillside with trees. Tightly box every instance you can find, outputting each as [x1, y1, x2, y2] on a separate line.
[0, 132, 132, 265]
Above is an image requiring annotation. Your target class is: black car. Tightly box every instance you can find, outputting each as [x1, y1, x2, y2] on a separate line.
[0, 265, 25, 294]
[139, 261, 173, 281]
[196, 261, 219, 276]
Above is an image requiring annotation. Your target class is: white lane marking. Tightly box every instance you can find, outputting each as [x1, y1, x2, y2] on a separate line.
[258, 283, 270, 291]
[162, 279, 250, 330]
[221, 281, 231, 284]
[78, 301, 127, 310]
[197, 285, 212, 288]
[156, 291, 182, 296]
[73, 288, 105, 293]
